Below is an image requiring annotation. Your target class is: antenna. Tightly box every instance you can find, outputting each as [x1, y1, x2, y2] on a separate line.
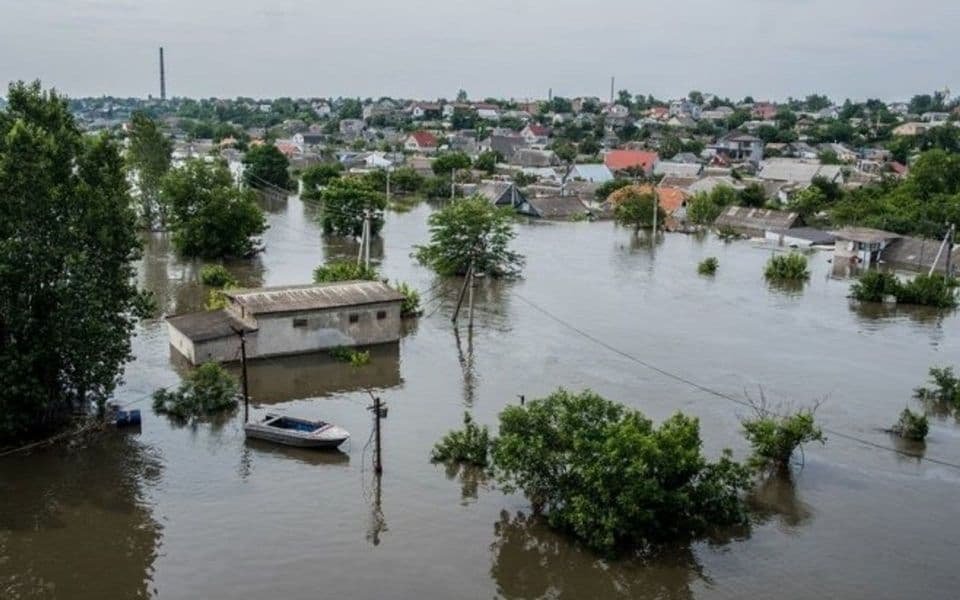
[159, 47, 166, 101]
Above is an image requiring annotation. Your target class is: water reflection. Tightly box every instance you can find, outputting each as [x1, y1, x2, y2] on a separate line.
[256, 188, 292, 214]
[849, 299, 948, 327]
[747, 473, 813, 531]
[365, 472, 388, 546]
[0, 435, 161, 600]
[454, 326, 477, 407]
[442, 462, 487, 505]
[490, 511, 708, 600]
[322, 235, 385, 269]
[242, 438, 350, 469]
[226, 344, 402, 404]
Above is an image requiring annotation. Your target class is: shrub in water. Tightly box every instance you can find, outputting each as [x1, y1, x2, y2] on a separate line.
[698, 257, 719, 275]
[896, 274, 958, 309]
[329, 346, 370, 366]
[764, 253, 810, 281]
[313, 261, 379, 283]
[742, 408, 824, 472]
[850, 270, 899, 302]
[152, 362, 238, 420]
[432, 412, 492, 467]
[200, 264, 237, 288]
[891, 408, 929, 441]
[393, 281, 422, 317]
[914, 366, 960, 410]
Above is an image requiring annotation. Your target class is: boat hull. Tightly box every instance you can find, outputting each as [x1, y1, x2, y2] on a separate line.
[243, 416, 350, 449]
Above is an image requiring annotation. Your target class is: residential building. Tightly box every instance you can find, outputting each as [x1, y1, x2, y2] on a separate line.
[758, 158, 843, 186]
[713, 132, 764, 163]
[520, 123, 551, 145]
[405, 131, 439, 154]
[832, 227, 900, 265]
[752, 102, 778, 120]
[714, 206, 799, 236]
[603, 150, 659, 175]
[568, 163, 613, 183]
[292, 132, 325, 152]
[411, 102, 442, 119]
[473, 103, 501, 120]
[339, 119, 365, 138]
[669, 99, 702, 120]
[166, 281, 404, 365]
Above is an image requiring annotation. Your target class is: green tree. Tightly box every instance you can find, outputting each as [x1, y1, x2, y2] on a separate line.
[312, 260, 379, 283]
[738, 183, 767, 208]
[0, 82, 150, 441]
[659, 135, 682, 159]
[450, 107, 476, 130]
[319, 177, 386, 237]
[432, 151, 472, 176]
[300, 162, 343, 199]
[163, 159, 267, 258]
[687, 192, 723, 225]
[339, 97, 362, 120]
[152, 363, 238, 421]
[742, 401, 824, 472]
[390, 166, 424, 194]
[126, 111, 173, 228]
[414, 196, 524, 277]
[817, 149, 842, 165]
[474, 150, 500, 174]
[243, 143, 292, 190]
[456, 89, 469, 103]
[492, 389, 751, 554]
[612, 188, 666, 233]
[595, 178, 632, 201]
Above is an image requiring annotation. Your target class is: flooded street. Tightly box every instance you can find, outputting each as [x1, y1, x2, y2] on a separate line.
[3, 196, 960, 599]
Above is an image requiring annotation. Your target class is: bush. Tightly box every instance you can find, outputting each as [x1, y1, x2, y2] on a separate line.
[200, 264, 237, 288]
[152, 363, 238, 420]
[300, 162, 343, 199]
[891, 408, 929, 441]
[764, 253, 810, 281]
[313, 261, 379, 283]
[851, 272, 958, 308]
[492, 389, 751, 554]
[742, 407, 824, 472]
[329, 346, 370, 366]
[914, 366, 960, 410]
[850, 270, 899, 302]
[432, 412, 492, 467]
[393, 281, 421, 317]
[698, 257, 719, 275]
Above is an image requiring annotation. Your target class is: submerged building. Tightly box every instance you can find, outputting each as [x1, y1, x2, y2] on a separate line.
[166, 281, 404, 365]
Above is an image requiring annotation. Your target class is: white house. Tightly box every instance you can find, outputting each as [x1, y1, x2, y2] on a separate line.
[520, 123, 550, 145]
[568, 163, 613, 183]
[404, 131, 439, 153]
[473, 103, 501, 120]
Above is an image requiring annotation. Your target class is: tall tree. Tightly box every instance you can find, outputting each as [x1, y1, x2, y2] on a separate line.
[610, 187, 666, 233]
[0, 81, 150, 441]
[414, 196, 524, 277]
[126, 111, 173, 228]
[163, 159, 267, 258]
[243, 143, 292, 190]
[319, 177, 386, 237]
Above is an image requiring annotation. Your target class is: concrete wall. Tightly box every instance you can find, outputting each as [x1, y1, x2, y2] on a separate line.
[245, 301, 402, 359]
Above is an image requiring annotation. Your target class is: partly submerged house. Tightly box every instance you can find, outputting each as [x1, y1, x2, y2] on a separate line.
[166, 281, 404, 365]
[713, 206, 799, 236]
[474, 181, 537, 216]
[832, 227, 900, 266]
[881, 235, 960, 274]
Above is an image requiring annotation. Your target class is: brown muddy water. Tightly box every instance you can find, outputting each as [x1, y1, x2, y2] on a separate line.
[3, 196, 960, 599]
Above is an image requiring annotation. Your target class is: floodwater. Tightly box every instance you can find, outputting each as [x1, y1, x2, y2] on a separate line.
[3, 195, 960, 599]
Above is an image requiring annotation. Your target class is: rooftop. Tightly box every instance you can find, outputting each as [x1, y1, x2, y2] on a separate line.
[166, 309, 256, 343]
[226, 281, 404, 315]
[832, 227, 901, 244]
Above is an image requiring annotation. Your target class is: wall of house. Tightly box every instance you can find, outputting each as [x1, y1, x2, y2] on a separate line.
[193, 335, 243, 365]
[245, 301, 402, 359]
[167, 323, 196, 365]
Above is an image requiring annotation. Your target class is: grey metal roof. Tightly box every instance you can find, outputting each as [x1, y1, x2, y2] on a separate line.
[166, 309, 256, 343]
[832, 227, 900, 244]
[768, 227, 836, 245]
[527, 195, 591, 219]
[714, 206, 798, 231]
[759, 158, 843, 184]
[882, 236, 959, 273]
[226, 281, 404, 315]
[653, 161, 703, 178]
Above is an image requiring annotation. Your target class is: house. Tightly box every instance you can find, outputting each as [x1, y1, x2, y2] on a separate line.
[713, 131, 764, 163]
[568, 163, 613, 183]
[669, 99, 702, 120]
[473, 103, 501, 120]
[166, 281, 404, 366]
[765, 227, 837, 248]
[921, 112, 951, 123]
[411, 102, 442, 119]
[339, 119, 365, 138]
[892, 122, 929, 136]
[818, 143, 857, 163]
[648, 106, 670, 120]
[713, 206, 799, 236]
[701, 107, 734, 121]
[832, 227, 900, 265]
[752, 102, 778, 120]
[405, 131, 439, 154]
[785, 142, 819, 160]
[666, 115, 697, 129]
[292, 132, 325, 152]
[512, 148, 556, 168]
[312, 101, 332, 118]
[486, 135, 526, 162]
[758, 158, 843, 186]
[686, 176, 743, 196]
[474, 181, 537, 216]
[881, 236, 960, 274]
[653, 161, 703, 179]
[656, 186, 692, 230]
[520, 123, 551, 145]
[604, 150, 659, 175]
[524, 195, 593, 220]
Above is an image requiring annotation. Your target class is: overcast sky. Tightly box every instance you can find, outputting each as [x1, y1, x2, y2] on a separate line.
[1, 0, 958, 102]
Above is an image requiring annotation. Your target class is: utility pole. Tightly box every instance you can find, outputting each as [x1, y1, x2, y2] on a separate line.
[363, 209, 371, 269]
[232, 327, 250, 423]
[356, 214, 365, 267]
[945, 223, 955, 278]
[467, 266, 475, 330]
[385, 168, 391, 203]
[450, 168, 456, 200]
[367, 392, 386, 474]
[452, 259, 474, 324]
[651, 189, 658, 240]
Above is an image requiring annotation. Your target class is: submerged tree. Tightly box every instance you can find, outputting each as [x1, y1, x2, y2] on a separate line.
[300, 162, 343, 199]
[741, 392, 825, 473]
[492, 389, 751, 554]
[319, 177, 386, 237]
[914, 366, 960, 410]
[414, 196, 524, 277]
[152, 363, 238, 420]
[163, 159, 267, 258]
[0, 81, 151, 441]
[312, 260, 379, 283]
[243, 143, 293, 190]
[126, 111, 173, 228]
[609, 186, 666, 233]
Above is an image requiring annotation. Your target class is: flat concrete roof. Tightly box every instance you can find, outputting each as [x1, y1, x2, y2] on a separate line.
[225, 281, 405, 315]
[166, 309, 255, 343]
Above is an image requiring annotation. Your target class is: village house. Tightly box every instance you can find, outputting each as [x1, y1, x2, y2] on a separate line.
[712, 132, 764, 163]
[166, 281, 405, 366]
[765, 227, 837, 248]
[292, 132, 325, 152]
[485, 134, 526, 162]
[713, 206, 799, 236]
[818, 142, 858, 163]
[473, 103, 501, 120]
[405, 130, 439, 154]
[751, 102, 778, 120]
[832, 227, 900, 266]
[520, 123, 551, 145]
[604, 149, 659, 176]
[567, 163, 613, 183]
[654, 161, 703, 179]
[669, 99, 702, 120]
[882, 235, 960, 274]
[339, 119, 365, 138]
[411, 102, 442, 120]
[472, 181, 537, 216]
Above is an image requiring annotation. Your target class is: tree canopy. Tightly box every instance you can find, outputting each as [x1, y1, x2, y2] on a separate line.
[319, 177, 387, 237]
[126, 111, 172, 228]
[414, 196, 524, 277]
[610, 187, 666, 232]
[432, 151, 473, 176]
[243, 143, 292, 190]
[300, 162, 343, 199]
[163, 159, 267, 258]
[0, 81, 150, 441]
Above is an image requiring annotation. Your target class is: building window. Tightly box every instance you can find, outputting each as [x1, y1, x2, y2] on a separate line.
[293, 318, 308, 328]
[349, 313, 359, 324]
[376, 310, 387, 320]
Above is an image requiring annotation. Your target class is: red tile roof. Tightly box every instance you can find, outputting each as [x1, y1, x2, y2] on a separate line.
[604, 150, 659, 172]
[408, 131, 438, 148]
[525, 124, 550, 136]
[656, 187, 689, 213]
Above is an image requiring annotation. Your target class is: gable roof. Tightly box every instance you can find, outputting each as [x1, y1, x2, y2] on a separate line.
[654, 161, 703, 178]
[527, 195, 591, 219]
[166, 309, 256, 343]
[569, 163, 613, 182]
[758, 158, 842, 185]
[604, 150, 659, 172]
[225, 281, 404, 315]
[656, 187, 690, 214]
[525, 123, 550, 136]
[408, 131, 438, 147]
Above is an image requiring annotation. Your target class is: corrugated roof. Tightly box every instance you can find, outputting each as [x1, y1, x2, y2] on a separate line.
[714, 206, 798, 231]
[166, 309, 256, 343]
[832, 227, 900, 244]
[226, 281, 404, 315]
[527, 195, 591, 219]
[653, 161, 703, 178]
[759, 158, 843, 185]
[882, 236, 959, 273]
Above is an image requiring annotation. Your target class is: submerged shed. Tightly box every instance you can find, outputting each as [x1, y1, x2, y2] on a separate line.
[713, 206, 798, 236]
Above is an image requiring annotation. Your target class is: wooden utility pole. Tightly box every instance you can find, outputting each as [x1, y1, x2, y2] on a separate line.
[945, 223, 955, 278]
[385, 168, 391, 203]
[450, 168, 456, 200]
[363, 209, 371, 270]
[367, 393, 386, 474]
[232, 327, 250, 423]
[467, 266, 475, 330]
[452, 259, 473, 324]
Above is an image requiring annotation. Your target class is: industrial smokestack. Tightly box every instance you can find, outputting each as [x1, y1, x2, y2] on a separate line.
[610, 76, 615, 104]
[159, 47, 166, 101]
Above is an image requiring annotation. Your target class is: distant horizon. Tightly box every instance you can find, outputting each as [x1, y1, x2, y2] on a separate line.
[2, 0, 958, 103]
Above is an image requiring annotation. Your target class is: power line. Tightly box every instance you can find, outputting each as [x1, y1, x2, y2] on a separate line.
[512, 291, 960, 472]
